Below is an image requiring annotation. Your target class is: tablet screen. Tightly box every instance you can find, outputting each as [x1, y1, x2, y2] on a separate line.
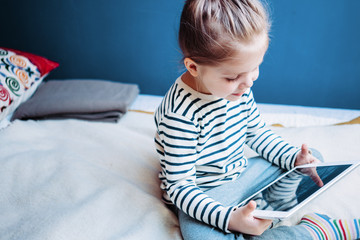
[242, 164, 352, 212]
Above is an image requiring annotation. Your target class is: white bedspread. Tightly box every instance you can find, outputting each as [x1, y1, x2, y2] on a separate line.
[0, 111, 359, 240]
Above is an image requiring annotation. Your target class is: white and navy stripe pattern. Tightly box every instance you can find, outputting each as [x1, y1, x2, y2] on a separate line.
[154, 77, 300, 232]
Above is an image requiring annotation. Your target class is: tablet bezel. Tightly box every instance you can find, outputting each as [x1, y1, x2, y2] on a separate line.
[238, 161, 360, 220]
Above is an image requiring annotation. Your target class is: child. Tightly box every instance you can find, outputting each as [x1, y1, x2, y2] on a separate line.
[154, 0, 360, 239]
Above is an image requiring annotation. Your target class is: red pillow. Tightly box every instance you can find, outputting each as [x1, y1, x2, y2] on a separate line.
[0, 47, 59, 76]
[0, 47, 59, 123]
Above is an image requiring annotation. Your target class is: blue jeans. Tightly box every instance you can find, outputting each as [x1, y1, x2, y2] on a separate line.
[178, 150, 323, 240]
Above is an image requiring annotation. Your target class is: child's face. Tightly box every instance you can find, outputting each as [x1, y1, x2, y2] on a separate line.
[196, 33, 268, 101]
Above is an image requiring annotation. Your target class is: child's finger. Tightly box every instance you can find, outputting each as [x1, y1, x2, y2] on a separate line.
[310, 169, 324, 187]
[243, 200, 257, 216]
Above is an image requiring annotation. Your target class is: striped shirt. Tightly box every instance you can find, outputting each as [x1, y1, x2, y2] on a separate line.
[154, 77, 300, 232]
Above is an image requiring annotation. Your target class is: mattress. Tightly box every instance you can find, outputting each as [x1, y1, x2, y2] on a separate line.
[130, 94, 360, 127]
[0, 94, 359, 240]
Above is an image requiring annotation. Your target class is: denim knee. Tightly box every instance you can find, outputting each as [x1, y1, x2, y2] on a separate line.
[309, 148, 324, 162]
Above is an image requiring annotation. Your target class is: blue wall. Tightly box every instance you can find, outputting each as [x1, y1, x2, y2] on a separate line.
[257, 0, 360, 109]
[1, 0, 360, 109]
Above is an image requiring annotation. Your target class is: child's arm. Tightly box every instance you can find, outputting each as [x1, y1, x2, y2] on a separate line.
[244, 91, 323, 186]
[245, 90, 300, 170]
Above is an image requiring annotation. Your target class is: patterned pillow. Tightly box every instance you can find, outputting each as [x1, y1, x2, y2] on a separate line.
[0, 48, 59, 122]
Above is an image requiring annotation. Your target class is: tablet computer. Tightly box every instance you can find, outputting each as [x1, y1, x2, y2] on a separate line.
[237, 161, 360, 220]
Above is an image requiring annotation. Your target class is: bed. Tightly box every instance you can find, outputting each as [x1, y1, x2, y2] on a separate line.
[0, 93, 359, 240]
[1, 49, 360, 240]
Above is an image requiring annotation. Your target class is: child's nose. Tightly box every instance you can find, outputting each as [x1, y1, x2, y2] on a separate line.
[242, 75, 254, 88]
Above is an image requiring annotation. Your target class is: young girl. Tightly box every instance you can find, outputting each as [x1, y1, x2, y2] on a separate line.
[154, 0, 360, 239]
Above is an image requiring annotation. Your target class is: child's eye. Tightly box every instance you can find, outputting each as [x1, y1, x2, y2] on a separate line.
[225, 76, 238, 82]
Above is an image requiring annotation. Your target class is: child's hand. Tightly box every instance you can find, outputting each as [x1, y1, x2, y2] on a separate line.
[228, 200, 272, 235]
[295, 144, 324, 187]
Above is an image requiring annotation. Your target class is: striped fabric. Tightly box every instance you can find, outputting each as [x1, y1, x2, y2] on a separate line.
[154, 77, 300, 232]
[300, 213, 360, 240]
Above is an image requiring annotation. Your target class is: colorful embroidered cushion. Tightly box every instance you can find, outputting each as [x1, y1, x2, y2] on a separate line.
[0, 48, 59, 122]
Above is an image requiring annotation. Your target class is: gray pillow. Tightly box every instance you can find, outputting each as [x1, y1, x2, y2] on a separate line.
[11, 79, 139, 122]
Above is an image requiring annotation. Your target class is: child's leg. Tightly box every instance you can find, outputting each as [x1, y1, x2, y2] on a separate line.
[178, 209, 313, 240]
[204, 156, 284, 206]
[300, 213, 360, 240]
[247, 225, 311, 240]
[310, 148, 323, 161]
[178, 210, 239, 240]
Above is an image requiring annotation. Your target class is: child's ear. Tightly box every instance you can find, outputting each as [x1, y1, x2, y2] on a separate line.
[184, 58, 199, 77]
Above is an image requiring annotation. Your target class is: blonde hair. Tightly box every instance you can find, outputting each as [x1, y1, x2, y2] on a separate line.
[179, 0, 270, 65]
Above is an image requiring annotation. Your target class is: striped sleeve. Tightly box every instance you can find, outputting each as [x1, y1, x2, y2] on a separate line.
[244, 90, 300, 170]
[156, 112, 235, 232]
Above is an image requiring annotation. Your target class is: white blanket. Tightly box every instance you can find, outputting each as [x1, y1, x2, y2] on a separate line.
[0, 111, 359, 240]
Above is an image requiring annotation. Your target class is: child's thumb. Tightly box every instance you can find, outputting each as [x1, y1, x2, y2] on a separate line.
[243, 200, 257, 216]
